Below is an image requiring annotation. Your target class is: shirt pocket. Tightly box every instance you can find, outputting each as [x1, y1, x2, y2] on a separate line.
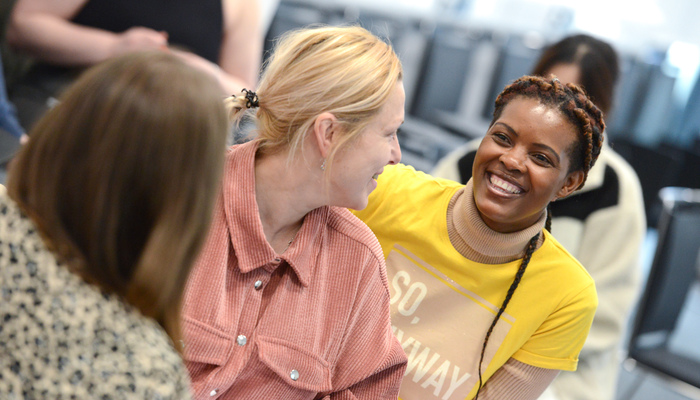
[181, 316, 234, 370]
[256, 335, 333, 393]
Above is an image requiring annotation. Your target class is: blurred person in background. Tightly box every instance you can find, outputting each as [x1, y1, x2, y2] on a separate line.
[5, 0, 262, 130]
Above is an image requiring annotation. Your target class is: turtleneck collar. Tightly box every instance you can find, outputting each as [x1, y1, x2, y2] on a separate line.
[447, 179, 545, 264]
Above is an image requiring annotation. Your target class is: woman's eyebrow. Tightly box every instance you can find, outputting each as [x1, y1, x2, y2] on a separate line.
[492, 122, 517, 136]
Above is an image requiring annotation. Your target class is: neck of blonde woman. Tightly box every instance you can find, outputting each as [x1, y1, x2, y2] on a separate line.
[254, 145, 326, 253]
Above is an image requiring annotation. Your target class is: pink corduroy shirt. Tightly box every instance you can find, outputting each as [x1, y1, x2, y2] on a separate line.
[181, 140, 407, 399]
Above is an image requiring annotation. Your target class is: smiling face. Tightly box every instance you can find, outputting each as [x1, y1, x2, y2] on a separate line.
[330, 81, 404, 210]
[473, 96, 584, 233]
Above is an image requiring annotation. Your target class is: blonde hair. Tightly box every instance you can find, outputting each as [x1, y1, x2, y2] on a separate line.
[7, 51, 229, 346]
[226, 25, 402, 169]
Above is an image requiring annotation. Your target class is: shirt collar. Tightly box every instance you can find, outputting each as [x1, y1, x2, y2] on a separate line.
[279, 207, 327, 287]
[222, 140, 323, 287]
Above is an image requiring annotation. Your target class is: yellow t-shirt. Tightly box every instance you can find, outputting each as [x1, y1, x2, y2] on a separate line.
[353, 164, 597, 400]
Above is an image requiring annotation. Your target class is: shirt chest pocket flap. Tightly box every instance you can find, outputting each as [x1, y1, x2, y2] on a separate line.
[256, 335, 333, 392]
[182, 316, 234, 366]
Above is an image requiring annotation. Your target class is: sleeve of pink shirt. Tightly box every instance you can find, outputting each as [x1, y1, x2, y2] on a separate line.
[321, 253, 408, 399]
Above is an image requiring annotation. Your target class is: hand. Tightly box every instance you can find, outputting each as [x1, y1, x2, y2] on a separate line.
[110, 27, 168, 58]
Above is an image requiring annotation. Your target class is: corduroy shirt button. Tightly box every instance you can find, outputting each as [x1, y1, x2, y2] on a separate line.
[209, 389, 218, 396]
[273, 257, 281, 263]
[290, 369, 300, 381]
[254, 280, 263, 290]
[236, 335, 247, 346]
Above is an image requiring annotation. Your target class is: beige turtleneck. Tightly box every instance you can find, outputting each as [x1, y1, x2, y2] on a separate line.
[446, 179, 546, 264]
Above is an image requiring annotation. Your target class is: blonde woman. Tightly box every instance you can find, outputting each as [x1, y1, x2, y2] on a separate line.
[181, 26, 407, 399]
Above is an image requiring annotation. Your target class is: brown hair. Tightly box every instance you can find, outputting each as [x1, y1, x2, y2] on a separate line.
[226, 25, 402, 171]
[6, 51, 229, 345]
[532, 34, 619, 115]
[474, 75, 605, 399]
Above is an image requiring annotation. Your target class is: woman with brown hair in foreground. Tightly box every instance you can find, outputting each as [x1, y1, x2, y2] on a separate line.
[0, 51, 229, 399]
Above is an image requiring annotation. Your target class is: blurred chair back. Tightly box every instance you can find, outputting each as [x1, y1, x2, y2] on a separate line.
[410, 24, 482, 121]
[632, 65, 678, 146]
[658, 141, 700, 190]
[479, 34, 540, 120]
[626, 187, 700, 389]
[607, 55, 654, 140]
[263, 1, 345, 63]
[409, 26, 540, 138]
[607, 52, 677, 144]
[353, 9, 432, 111]
[264, 1, 431, 113]
[611, 138, 682, 228]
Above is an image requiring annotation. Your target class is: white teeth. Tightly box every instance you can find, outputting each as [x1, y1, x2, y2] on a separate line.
[490, 174, 522, 194]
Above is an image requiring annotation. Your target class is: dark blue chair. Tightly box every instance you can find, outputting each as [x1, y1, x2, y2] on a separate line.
[624, 187, 700, 395]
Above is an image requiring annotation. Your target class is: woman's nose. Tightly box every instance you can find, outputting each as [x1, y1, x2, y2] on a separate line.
[388, 135, 402, 165]
[499, 149, 526, 172]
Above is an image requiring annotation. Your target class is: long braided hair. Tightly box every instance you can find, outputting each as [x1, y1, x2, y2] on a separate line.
[473, 76, 605, 399]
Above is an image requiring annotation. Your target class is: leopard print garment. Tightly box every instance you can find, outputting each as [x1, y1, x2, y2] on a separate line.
[0, 189, 192, 399]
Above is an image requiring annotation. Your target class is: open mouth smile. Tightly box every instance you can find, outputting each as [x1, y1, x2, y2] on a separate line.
[488, 173, 523, 195]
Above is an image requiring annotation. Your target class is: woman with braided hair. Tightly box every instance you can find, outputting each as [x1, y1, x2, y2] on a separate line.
[433, 34, 646, 400]
[179, 26, 407, 399]
[353, 75, 604, 400]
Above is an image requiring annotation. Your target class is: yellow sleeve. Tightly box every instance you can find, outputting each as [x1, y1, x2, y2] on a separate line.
[514, 281, 598, 371]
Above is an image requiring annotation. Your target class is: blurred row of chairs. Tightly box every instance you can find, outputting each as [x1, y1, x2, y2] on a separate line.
[266, 0, 688, 171]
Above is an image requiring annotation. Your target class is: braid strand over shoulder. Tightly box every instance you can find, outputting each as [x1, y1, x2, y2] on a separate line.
[474, 233, 540, 399]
